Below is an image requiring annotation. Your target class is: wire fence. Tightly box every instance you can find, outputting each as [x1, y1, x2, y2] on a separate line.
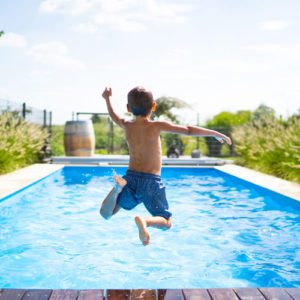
[0, 98, 53, 132]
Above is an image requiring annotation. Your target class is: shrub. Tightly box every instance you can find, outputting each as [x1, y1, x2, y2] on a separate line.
[232, 116, 300, 182]
[205, 110, 252, 156]
[0, 112, 49, 174]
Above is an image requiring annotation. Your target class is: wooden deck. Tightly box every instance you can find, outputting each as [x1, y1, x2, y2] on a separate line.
[0, 288, 299, 300]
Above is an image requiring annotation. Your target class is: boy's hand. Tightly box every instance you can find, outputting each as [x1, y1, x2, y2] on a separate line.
[102, 87, 112, 101]
[215, 135, 232, 145]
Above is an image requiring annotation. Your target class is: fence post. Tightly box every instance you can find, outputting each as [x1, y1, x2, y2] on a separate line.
[22, 103, 26, 119]
[49, 111, 52, 136]
[43, 109, 47, 128]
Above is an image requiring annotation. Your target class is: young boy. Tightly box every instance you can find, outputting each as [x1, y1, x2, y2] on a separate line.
[100, 87, 232, 246]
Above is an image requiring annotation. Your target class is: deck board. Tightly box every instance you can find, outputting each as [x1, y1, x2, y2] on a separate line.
[157, 289, 184, 300]
[49, 290, 78, 300]
[208, 288, 239, 300]
[77, 290, 104, 300]
[182, 289, 211, 300]
[132, 289, 157, 300]
[106, 290, 131, 300]
[234, 288, 266, 300]
[22, 290, 52, 300]
[0, 289, 26, 300]
[285, 288, 300, 300]
[259, 288, 293, 300]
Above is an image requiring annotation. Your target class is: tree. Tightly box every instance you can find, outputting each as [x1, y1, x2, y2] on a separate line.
[150, 97, 190, 124]
[0, 31, 4, 37]
[252, 104, 275, 120]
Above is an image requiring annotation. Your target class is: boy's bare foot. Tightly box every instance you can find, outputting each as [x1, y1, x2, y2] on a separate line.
[135, 216, 150, 246]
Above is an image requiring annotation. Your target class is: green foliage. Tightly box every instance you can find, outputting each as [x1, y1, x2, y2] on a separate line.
[206, 110, 252, 127]
[205, 110, 252, 157]
[151, 96, 190, 124]
[232, 115, 300, 183]
[0, 31, 4, 37]
[252, 104, 275, 121]
[50, 125, 65, 156]
[0, 112, 49, 174]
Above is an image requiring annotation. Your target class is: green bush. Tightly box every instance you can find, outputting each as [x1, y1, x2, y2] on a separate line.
[50, 125, 65, 156]
[232, 116, 300, 183]
[0, 112, 49, 174]
[205, 110, 252, 157]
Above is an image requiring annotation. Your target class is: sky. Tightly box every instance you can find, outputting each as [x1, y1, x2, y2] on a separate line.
[0, 0, 300, 125]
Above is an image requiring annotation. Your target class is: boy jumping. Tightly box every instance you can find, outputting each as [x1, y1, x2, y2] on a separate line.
[100, 87, 232, 246]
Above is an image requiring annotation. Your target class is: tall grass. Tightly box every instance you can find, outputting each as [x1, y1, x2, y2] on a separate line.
[0, 112, 49, 174]
[232, 116, 300, 183]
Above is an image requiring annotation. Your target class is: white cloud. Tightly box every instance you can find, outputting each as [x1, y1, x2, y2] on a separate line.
[243, 44, 300, 69]
[244, 44, 300, 57]
[0, 32, 26, 47]
[40, 0, 193, 31]
[94, 13, 147, 32]
[28, 41, 86, 70]
[74, 22, 98, 33]
[209, 60, 271, 73]
[40, 0, 97, 14]
[260, 21, 289, 31]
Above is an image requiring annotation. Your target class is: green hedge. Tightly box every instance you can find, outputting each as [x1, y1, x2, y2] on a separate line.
[232, 116, 300, 183]
[0, 112, 49, 174]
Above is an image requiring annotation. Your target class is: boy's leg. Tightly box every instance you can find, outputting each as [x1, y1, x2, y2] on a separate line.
[100, 175, 126, 219]
[135, 216, 172, 246]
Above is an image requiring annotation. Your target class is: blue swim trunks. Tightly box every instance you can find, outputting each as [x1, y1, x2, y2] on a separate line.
[117, 170, 172, 220]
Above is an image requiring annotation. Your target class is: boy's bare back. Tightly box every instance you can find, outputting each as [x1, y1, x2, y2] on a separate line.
[124, 118, 163, 175]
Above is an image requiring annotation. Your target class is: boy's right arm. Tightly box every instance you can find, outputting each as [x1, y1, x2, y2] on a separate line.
[157, 121, 232, 145]
[102, 87, 127, 129]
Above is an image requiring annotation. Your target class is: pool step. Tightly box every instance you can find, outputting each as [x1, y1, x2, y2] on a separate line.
[0, 288, 298, 300]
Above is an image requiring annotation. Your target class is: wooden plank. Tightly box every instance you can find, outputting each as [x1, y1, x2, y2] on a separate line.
[49, 290, 78, 300]
[259, 288, 293, 300]
[182, 289, 211, 300]
[208, 288, 239, 300]
[157, 289, 184, 300]
[132, 289, 157, 300]
[106, 290, 131, 300]
[234, 288, 266, 300]
[0, 289, 26, 300]
[22, 289, 53, 300]
[77, 290, 104, 300]
[285, 288, 300, 300]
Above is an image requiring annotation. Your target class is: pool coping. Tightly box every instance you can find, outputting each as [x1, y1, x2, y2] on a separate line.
[0, 163, 299, 202]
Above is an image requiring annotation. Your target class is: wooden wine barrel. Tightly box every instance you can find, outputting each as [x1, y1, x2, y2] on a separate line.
[64, 120, 95, 156]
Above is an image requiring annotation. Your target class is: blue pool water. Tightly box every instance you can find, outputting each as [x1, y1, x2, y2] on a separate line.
[0, 166, 299, 289]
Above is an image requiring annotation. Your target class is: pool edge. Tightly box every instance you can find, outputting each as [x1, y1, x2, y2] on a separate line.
[0, 164, 65, 201]
[215, 164, 300, 202]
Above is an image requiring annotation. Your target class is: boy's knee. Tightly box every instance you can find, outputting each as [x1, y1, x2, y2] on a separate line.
[99, 208, 111, 220]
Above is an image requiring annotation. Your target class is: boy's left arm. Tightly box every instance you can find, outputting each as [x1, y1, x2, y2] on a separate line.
[158, 121, 232, 145]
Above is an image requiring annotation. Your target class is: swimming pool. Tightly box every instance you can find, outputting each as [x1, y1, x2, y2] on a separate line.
[0, 166, 299, 289]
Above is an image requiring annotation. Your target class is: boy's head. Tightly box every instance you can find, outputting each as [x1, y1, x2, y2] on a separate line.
[127, 87, 155, 116]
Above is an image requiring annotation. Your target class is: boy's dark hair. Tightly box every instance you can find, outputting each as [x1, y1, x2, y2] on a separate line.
[127, 87, 154, 116]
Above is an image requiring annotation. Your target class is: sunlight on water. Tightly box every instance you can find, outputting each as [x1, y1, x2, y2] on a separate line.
[0, 167, 299, 288]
